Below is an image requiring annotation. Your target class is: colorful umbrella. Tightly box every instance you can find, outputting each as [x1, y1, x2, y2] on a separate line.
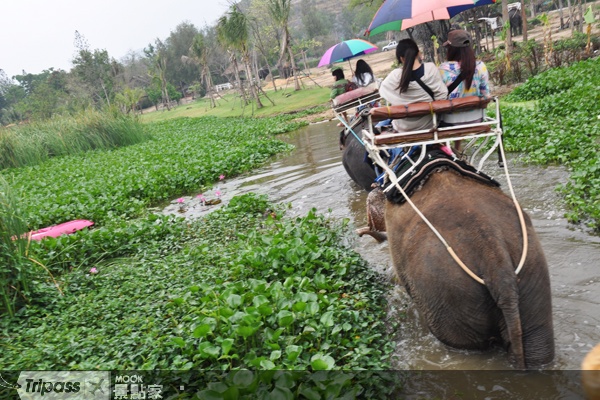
[366, 0, 496, 35]
[318, 39, 379, 67]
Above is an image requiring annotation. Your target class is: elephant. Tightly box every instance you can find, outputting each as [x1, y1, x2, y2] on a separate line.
[509, 7, 523, 37]
[339, 118, 377, 192]
[367, 167, 555, 368]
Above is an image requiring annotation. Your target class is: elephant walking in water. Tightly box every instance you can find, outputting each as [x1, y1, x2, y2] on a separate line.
[373, 168, 555, 368]
[339, 120, 377, 192]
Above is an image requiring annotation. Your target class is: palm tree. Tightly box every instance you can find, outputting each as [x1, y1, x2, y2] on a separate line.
[185, 33, 217, 108]
[217, 5, 263, 109]
[268, 0, 300, 91]
[144, 40, 171, 111]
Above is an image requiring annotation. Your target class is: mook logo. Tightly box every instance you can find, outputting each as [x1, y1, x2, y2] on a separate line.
[17, 371, 109, 400]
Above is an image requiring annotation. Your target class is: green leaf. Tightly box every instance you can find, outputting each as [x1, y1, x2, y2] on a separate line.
[221, 338, 234, 356]
[320, 311, 335, 327]
[298, 384, 321, 400]
[260, 359, 276, 369]
[268, 386, 294, 400]
[172, 297, 185, 305]
[258, 304, 274, 316]
[226, 293, 242, 308]
[193, 324, 212, 338]
[232, 370, 255, 388]
[237, 325, 256, 338]
[292, 301, 307, 312]
[310, 354, 335, 370]
[285, 345, 302, 362]
[171, 337, 185, 347]
[277, 310, 295, 327]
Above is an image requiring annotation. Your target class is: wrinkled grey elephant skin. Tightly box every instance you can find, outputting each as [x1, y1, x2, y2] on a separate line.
[340, 123, 377, 192]
[385, 169, 555, 369]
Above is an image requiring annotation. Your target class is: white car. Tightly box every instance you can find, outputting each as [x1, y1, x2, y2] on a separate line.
[382, 41, 398, 51]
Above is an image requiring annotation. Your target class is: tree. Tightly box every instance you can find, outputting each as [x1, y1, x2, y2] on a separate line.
[300, 0, 328, 39]
[217, 4, 263, 109]
[268, 0, 300, 91]
[502, 0, 513, 55]
[247, 0, 281, 92]
[144, 40, 172, 110]
[165, 22, 200, 98]
[187, 32, 217, 108]
[114, 87, 145, 114]
[71, 31, 118, 107]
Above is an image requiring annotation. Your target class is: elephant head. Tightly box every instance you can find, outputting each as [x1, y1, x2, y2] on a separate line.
[380, 168, 554, 369]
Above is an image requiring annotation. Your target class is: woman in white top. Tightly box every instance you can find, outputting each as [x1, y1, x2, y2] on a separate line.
[352, 59, 375, 87]
[378, 39, 448, 132]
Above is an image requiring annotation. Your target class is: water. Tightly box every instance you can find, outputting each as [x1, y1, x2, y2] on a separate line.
[164, 121, 600, 398]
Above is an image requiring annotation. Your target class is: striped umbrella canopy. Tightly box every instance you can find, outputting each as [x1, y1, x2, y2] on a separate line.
[317, 39, 379, 67]
[366, 0, 495, 35]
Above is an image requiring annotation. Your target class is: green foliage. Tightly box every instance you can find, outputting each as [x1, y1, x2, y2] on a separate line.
[486, 34, 599, 86]
[501, 57, 600, 229]
[0, 177, 33, 316]
[0, 194, 396, 396]
[1, 116, 296, 228]
[505, 56, 598, 101]
[0, 109, 149, 170]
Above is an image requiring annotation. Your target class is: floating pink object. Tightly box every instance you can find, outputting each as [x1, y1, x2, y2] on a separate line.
[29, 219, 94, 241]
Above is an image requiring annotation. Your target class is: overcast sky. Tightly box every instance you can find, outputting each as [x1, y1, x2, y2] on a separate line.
[1, 0, 231, 79]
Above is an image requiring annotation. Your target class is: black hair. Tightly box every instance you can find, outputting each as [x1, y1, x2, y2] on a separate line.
[395, 39, 419, 94]
[332, 68, 345, 81]
[354, 59, 374, 85]
[446, 45, 476, 91]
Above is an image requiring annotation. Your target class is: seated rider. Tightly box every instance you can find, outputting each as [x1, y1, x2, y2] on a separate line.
[376, 38, 448, 133]
[330, 66, 356, 126]
[330, 66, 351, 99]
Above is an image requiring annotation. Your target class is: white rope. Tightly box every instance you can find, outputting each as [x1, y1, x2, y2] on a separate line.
[363, 99, 529, 284]
[498, 139, 529, 274]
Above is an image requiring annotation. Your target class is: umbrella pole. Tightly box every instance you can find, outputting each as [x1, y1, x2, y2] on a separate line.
[347, 59, 353, 76]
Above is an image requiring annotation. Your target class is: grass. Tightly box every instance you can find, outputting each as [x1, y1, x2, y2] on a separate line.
[0, 176, 33, 317]
[140, 86, 331, 123]
[0, 108, 149, 170]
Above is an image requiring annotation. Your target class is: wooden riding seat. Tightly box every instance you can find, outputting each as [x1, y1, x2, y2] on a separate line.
[368, 96, 494, 146]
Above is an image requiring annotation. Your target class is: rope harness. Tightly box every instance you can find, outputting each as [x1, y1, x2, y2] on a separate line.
[363, 97, 528, 286]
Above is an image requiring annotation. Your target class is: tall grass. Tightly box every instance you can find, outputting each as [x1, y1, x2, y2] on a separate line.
[0, 177, 31, 317]
[0, 109, 151, 170]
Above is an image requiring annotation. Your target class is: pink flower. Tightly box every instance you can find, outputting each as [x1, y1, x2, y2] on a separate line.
[215, 190, 222, 197]
[197, 194, 206, 203]
[176, 197, 185, 203]
[90, 267, 98, 274]
[219, 174, 225, 180]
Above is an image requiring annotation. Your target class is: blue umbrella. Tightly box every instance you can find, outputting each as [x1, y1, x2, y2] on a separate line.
[318, 39, 378, 67]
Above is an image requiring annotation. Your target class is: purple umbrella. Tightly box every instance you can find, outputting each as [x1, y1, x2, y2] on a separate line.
[318, 39, 378, 67]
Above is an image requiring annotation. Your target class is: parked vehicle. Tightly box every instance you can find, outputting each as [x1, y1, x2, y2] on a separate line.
[382, 41, 398, 51]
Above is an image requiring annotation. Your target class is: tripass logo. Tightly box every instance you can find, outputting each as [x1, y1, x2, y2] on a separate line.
[16, 371, 109, 399]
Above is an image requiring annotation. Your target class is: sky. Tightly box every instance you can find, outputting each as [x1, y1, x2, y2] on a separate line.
[1, 0, 232, 79]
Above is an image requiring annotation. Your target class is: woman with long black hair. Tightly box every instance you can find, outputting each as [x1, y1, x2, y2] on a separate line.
[439, 29, 491, 126]
[352, 59, 375, 87]
[378, 39, 447, 132]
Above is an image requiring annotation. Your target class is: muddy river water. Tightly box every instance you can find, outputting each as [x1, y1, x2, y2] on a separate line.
[165, 121, 600, 398]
